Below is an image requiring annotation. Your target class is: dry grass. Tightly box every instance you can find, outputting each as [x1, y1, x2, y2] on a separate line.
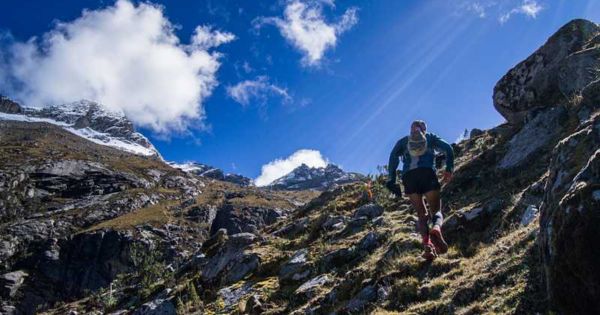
[82, 201, 174, 232]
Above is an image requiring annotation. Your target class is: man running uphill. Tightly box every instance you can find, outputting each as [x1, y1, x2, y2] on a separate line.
[386, 120, 454, 260]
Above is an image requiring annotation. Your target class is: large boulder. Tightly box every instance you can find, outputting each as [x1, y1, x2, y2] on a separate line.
[200, 233, 260, 286]
[210, 203, 284, 236]
[539, 113, 600, 314]
[493, 19, 600, 124]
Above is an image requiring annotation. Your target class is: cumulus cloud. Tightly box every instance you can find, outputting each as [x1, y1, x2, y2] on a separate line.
[500, 0, 543, 23]
[226, 76, 291, 106]
[255, 149, 328, 186]
[0, 0, 234, 134]
[255, 0, 358, 66]
[191, 25, 236, 49]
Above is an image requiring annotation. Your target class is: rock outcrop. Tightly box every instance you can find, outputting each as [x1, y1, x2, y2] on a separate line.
[539, 113, 600, 314]
[494, 19, 600, 124]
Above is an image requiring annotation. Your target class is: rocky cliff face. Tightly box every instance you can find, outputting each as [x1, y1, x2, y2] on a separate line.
[0, 117, 314, 314]
[0, 18, 599, 315]
[268, 164, 364, 191]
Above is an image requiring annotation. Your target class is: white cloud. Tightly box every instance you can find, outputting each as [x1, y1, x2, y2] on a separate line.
[459, 0, 543, 23]
[226, 76, 291, 106]
[255, 149, 328, 186]
[255, 0, 358, 66]
[499, 0, 543, 24]
[191, 25, 235, 49]
[0, 0, 234, 134]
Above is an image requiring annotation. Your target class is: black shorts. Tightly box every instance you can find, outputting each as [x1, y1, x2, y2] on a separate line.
[401, 167, 441, 195]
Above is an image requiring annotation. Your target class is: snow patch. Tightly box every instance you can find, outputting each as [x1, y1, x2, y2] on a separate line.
[0, 112, 156, 156]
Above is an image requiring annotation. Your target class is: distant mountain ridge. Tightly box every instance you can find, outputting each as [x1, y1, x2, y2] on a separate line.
[267, 163, 364, 191]
[0, 96, 159, 156]
[169, 161, 252, 186]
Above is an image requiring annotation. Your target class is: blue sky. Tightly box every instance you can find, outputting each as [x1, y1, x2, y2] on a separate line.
[1, 0, 599, 183]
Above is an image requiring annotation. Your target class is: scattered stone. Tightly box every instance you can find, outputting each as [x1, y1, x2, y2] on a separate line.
[520, 205, 539, 226]
[321, 215, 345, 230]
[273, 217, 309, 238]
[132, 298, 176, 315]
[279, 249, 311, 283]
[219, 282, 254, 313]
[0, 271, 28, 298]
[346, 285, 377, 312]
[353, 203, 384, 219]
[295, 275, 331, 298]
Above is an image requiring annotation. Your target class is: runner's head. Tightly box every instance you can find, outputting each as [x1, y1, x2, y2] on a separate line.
[411, 120, 427, 134]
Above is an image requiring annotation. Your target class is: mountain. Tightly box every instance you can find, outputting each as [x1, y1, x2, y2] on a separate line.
[268, 163, 364, 191]
[0, 19, 599, 315]
[169, 162, 253, 186]
[0, 97, 159, 156]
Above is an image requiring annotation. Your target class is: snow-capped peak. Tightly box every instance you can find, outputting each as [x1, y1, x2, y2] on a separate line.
[0, 97, 159, 157]
[268, 163, 363, 191]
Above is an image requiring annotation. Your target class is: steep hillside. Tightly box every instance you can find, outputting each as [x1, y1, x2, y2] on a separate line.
[0, 120, 316, 314]
[0, 18, 599, 315]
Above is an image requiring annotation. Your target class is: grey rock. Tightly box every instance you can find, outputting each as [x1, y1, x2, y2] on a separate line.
[321, 215, 346, 230]
[132, 298, 176, 315]
[493, 19, 600, 124]
[498, 107, 566, 169]
[346, 285, 377, 312]
[211, 204, 284, 236]
[295, 275, 331, 298]
[353, 203, 384, 219]
[200, 233, 259, 285]
[218, 282, 254, 312]
[539, 114, 600, 314]
[339, 216, 369, 236]
[357, 232, 380, 252]
[321, 232, 380, 270]
[1, 271, 28, 298]
[274, 217, 309, 238]
[279, 249, 311, 283]
[520, 205, 539, 226]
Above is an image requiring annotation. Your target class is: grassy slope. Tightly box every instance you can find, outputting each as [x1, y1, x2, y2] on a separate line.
[188, 127, 549, 314]
[33, 122, 549, 314]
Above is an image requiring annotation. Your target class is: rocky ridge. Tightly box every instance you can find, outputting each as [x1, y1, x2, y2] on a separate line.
[169, 162, 253, 187]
